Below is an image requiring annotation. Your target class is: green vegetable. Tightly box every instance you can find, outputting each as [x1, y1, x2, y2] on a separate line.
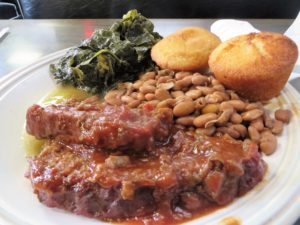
[50, 10, 162, 93]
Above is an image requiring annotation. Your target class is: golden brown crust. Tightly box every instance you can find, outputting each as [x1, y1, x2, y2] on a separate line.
[151, 27, 221, 71]
[209, 32, 298, 101]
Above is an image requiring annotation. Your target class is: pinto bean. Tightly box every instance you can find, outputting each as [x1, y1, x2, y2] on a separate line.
[123, 82, 134, 95]
[204, 119, 218, 128]
[230, 124, 247, 138]
[188, 85, 198, 91]
[139, 85, 156, 94]
[216, 127, 240, 139]
[168, 79, 176, 86]
[248, 126, 260, 143]
[245, 102, 263, 111]
[228, 91, 240, 100]
[196, 86, 214, 95]
[219, 101, 234, 111]
[217, 110, 234, 126]
[173, 83, 181, 91]
[145, 93, 155, 101]
[241, 109, 264, 121]
[171, 91, 184, 98]
[272, 120, 284, 134]
[175, 96, 193, 104]
[121, 95, 134, 103]
[194, 97, 206, 110]
[159, 82, 175, 90]
[275, 109, 292, 123]
[202, 103, 219, 114]
[128, 100, 141, 108]
[216, 102, 234, 126]
[155, 88, 171, 101]
[144, 79, 156, 86]
[260, 131, 277, 155]
[140, 71, 156, 81]
[250, 118, 265, 132]
[263, 110, 274, 128]
[230, 113, 243, 124]
[195, 126, 216, 136]
[175, 71, 191, 80]
[191, 73, 208, 85]
[157, 98, 176, 108]
[227, 100, 246, 111]
[104, 89, 125, 106]
[176, 116, 195, 126]
[173, 101, 195, 117]
[157, 76, 169, 83]
[205, 92, 224, 104]
[149, 100, 160, 107]
[121, 82, 132, 89]
[185, 89, 202, 100]
[216, 91, 230, 101]
[226, 127, 241, 139]
[130, 92, 138, 99]
[132, 80, 144, 90]
[158, 69, 174, 76]
[193, 113, 218, 128]
[137, 93, 145, 101]
[175, 76, 193, 89]
[211, 78, 221, 86]
[213, 84, 225, 92]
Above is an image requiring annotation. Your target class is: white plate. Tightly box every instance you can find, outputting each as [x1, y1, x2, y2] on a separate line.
[1, 50, 300, 225]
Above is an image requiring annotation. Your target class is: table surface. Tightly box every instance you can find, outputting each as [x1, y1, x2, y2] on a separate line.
[0, 19, 294, 78]
[0, 18, 299, 225]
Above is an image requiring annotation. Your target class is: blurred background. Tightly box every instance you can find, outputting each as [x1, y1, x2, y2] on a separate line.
[1, 0, 300, 19]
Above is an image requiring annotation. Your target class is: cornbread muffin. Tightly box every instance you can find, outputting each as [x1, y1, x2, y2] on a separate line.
[151, 27, 221, 71]
[209, 32, 298, 101]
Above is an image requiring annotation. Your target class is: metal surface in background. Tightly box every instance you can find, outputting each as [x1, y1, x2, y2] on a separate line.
[0, 19, 293, 78]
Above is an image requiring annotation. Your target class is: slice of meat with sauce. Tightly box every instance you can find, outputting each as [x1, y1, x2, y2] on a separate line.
[26, 131, 265, 222]
[26, 97, 173, 152]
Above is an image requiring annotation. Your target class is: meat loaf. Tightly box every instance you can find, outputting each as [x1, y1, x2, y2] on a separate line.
[26, 131, 265, 221]
[26, 97, 173, 152]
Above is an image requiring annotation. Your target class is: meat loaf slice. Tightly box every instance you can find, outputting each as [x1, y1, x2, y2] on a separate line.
[26, 132, 265, 221]
[26, 97, 173, 152]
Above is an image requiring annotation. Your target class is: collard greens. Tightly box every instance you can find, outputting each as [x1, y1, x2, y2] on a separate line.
[50, 10, 162, 93]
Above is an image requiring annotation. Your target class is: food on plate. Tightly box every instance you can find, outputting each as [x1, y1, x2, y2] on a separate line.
[26, 97, 172, 152]
[105, 69, 291, 155]
[50, 10, 162, 93]
[26, 101, 265, 223]
[209, 32, 298, 101]
[24, 10, 294, 225]
[151, 27, 221, 71]
[24, 69, 291, 223]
